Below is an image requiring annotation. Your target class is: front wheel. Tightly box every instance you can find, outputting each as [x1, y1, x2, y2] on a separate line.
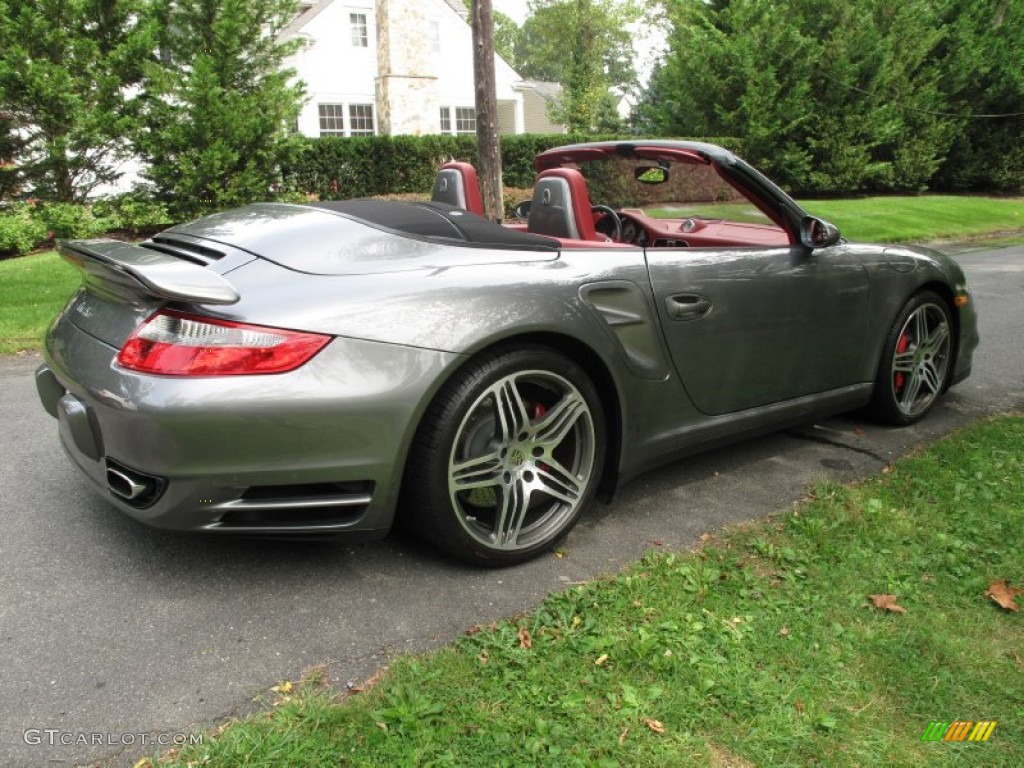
[867, 291, 953, 425]
[405, 346, 606, 566]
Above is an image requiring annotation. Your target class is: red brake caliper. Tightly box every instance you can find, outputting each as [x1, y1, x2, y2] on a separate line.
[894, 333, 910, 391]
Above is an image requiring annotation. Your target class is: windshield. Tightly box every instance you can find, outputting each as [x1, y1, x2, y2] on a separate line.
[573, 156, 780, 226]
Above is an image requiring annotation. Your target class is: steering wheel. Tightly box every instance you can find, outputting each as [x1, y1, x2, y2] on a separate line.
[591, 205, 622, 242]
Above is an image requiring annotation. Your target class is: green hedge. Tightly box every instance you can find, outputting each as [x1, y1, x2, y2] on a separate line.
[194, 131, 1024, 201]
[0, 203, 48, 257]
[0, 198, 172, 258]
[3, 135, 755, 257]
[278, 133, 737, 199]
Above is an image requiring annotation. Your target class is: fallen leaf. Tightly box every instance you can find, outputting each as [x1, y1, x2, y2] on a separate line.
[595, 653, 609, 666]
[132, 759, 153, 768]
[478, 651, 489, 665]
[881, 465, 892, 474]
[868, 594, 906, 613]
[650, 539, 663, 546]
[465, 625, 482, 636]
[374, 721, 388, 731]
[518, 627, 532, 649]
[985, 580, 1024, 612]
[779, 626, 790, 637]
[642, 717, 666, 734]
[795, 699, 805, 712]
[349, 666, 388, 694]
[618, 727, 629, 745]
[853, 425, 865, 436]
[210, 722, 232, 737]
[1011, 650, 1023, 668]
[270, 680, 293, 694]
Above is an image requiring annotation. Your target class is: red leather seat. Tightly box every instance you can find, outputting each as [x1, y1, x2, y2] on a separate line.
[430, 162, 485, 216]
[526, 168, 598, 241]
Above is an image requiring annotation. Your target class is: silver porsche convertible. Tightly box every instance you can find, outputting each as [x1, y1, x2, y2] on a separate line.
[36, 141, 978, 565]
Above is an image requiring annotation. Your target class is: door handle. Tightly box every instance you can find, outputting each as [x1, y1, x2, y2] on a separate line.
[666, 293, 711, 320]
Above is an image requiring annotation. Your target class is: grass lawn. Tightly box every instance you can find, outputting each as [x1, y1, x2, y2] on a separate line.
[646, 195, 1024, 244]
[0, 249, 78, 355]
[152, 416, 1024, 768]
[801, 195, 1024, 243]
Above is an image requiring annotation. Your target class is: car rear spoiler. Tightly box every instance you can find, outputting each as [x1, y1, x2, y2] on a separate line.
[58, 239, 240, 305]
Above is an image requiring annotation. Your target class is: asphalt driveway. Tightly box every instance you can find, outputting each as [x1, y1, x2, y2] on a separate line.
[1, 245, 1021, 767]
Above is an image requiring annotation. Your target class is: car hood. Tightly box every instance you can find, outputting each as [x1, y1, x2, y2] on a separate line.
[166, 202, 559, 276]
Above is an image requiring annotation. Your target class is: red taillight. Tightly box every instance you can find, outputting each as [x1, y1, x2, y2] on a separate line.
[117, 310, 331, 376]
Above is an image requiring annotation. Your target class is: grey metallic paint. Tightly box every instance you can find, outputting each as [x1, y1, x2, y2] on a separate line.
[41, 310, 459, 534]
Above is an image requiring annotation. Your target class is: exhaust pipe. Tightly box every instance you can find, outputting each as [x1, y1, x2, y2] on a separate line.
[107, 466, 154, 502]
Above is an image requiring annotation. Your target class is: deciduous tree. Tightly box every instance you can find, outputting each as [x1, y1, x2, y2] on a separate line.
[514, 0, 638, 132]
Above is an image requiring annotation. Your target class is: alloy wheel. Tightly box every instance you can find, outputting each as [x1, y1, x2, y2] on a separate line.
[890, 302, 952, 419]
[447, 370, 596, 551]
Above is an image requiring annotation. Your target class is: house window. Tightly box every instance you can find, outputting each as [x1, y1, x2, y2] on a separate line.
[350, 13, 368, 47]
[439, 107, 451, 133]
[349, 103, 375, 135]
[455, 107, 477, 135]
[318, 103, 345, 136]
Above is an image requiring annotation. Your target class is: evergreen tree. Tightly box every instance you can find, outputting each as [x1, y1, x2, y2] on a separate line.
[134, 0, 305, 219]
[639, 0, 954, 194]
[933, 0, 1024, 192]
[0, 0, 151, 201]
[0, 110, 26, 200]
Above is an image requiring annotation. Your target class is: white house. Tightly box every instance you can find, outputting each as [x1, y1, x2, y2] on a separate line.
[282, 0, 565, 138]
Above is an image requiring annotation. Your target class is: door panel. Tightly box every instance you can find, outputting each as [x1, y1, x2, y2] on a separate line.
[646, 245, 870, 415]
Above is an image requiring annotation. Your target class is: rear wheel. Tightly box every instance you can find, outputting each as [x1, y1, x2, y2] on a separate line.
[405, 346, 605, 566]
[867, 291, 953, 425]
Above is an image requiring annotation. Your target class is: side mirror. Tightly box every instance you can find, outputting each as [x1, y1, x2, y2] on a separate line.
[800, 216, 841, 249]
[512, 200, 531, 219]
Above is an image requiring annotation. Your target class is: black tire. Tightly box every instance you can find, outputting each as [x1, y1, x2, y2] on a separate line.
[867, 290, 954, 426]
[404, 345, 606, 566]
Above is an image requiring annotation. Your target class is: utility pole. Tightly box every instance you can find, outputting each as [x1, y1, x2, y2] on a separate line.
[471, 0, 503, 221]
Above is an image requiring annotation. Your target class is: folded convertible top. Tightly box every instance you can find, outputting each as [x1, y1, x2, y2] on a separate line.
[311, 200, 561, 251]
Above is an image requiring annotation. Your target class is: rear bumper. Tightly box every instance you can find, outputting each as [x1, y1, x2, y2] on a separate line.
[38, 317, 460, 535]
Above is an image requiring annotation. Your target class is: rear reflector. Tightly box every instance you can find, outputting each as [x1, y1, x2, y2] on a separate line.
[117, 310, 331, 375]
